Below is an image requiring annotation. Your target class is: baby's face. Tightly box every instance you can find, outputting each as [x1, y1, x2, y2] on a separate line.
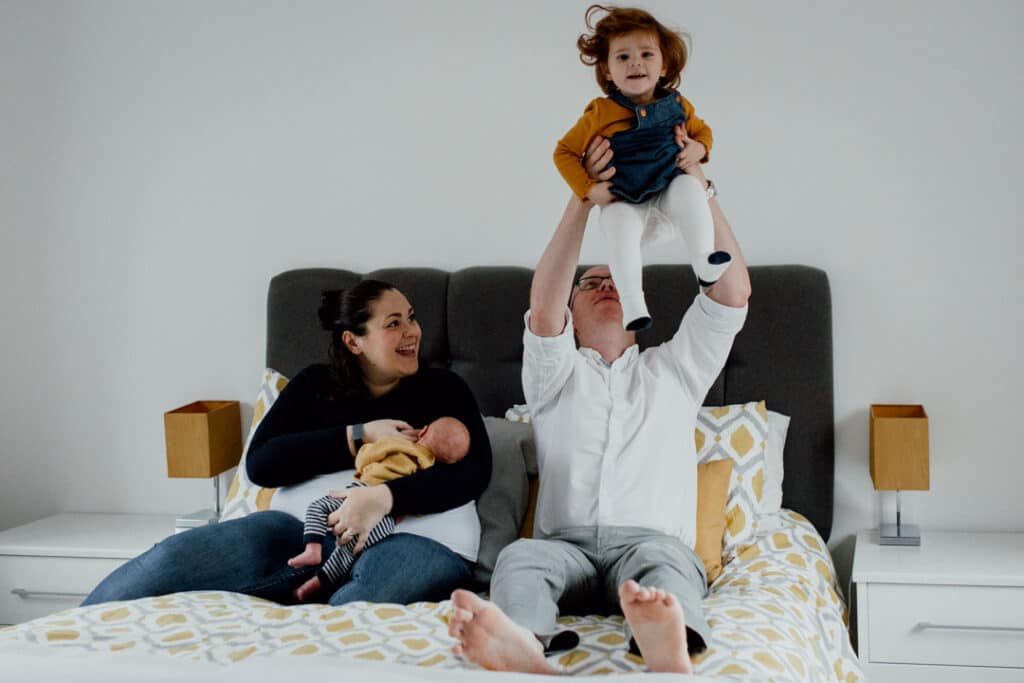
[417, 422, 467, 464]
[417, 424, 445, 456]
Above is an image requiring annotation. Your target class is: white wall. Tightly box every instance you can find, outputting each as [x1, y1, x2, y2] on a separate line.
[2, 1, 1021, 590]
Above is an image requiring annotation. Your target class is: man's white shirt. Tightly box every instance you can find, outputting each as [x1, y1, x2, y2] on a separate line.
[522, 292, 746, 548]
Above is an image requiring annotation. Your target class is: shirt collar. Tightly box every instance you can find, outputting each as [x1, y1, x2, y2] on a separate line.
[579, 344, 639, 369]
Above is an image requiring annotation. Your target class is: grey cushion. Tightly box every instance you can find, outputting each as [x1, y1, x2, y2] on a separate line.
[473, 417, 534, 585]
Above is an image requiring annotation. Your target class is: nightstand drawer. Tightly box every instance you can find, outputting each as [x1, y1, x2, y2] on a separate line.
[868, 583, 1024, 668]
[0, 555, 126, 624]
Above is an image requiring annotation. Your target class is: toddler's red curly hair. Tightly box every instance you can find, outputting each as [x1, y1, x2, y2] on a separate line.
[577, 5, 690, 95]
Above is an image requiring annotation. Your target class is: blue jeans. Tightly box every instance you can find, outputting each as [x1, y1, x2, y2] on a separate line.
[82, 511, 472, 606]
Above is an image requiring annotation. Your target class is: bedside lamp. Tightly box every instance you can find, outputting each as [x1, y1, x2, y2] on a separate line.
[870, 404, 929, 546]
[164, 400, 243, 529]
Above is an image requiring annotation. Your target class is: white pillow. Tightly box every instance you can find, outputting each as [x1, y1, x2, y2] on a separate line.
[272, 470, 481, 562]
[763, 410, 790, 515]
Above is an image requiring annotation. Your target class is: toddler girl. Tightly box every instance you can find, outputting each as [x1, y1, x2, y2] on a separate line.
[554, 5, 730, 330]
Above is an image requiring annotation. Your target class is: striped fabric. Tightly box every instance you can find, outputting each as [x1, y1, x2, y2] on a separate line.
[304, 483, 397, 586]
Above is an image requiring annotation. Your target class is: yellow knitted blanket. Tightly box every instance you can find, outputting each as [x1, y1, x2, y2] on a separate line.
[354, 437, 434, 485]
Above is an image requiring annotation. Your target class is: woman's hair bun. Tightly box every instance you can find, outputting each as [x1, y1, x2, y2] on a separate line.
[318, 289, 343, 331]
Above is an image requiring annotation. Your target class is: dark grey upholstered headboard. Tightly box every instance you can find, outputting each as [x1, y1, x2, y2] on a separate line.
[266, 265, 834, 541]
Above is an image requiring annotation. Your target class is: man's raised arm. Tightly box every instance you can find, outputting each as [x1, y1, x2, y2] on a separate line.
[529, 196, 592, 337]
[702, 177, 751, 309]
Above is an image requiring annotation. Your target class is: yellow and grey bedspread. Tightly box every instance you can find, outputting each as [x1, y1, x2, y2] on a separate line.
[1, 512, 864, 681]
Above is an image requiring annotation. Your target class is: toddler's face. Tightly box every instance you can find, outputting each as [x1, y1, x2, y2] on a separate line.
[605, 30, 665, 105]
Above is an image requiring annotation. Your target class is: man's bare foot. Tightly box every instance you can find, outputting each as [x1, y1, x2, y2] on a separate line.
[287, 542, 322, 568]
[619, 580, 693, 674]
[294, 575, 322, 602]
[447, 589, 556, 674]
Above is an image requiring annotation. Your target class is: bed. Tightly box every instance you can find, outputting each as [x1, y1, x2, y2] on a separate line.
[1, 265, 864, 682]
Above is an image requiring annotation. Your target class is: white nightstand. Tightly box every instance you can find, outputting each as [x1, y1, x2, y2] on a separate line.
[852, 529, 1024, 682]
[0, 513, 176, 625]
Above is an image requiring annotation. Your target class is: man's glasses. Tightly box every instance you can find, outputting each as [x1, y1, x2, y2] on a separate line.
[576, 275, 615, 292]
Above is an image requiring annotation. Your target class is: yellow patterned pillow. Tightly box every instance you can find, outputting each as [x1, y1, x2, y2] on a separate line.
[221, 369, 289, 521]
[695, 400, 769, 563]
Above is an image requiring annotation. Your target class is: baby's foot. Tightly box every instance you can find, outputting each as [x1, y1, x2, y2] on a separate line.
[626, 316, 652, 332]
[287, 542, 322, 568]
[695, 250, 732, 287]
[295, 575, 322, 602]
[620, 293, 652, 332]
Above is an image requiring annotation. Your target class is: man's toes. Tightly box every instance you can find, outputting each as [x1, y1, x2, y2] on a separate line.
[451, 588, 479, 611]
[619, 579, 641, 600]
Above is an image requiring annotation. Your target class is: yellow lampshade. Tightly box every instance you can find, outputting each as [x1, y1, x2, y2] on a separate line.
[869, 404, 929, 491]
[164, 401, 243, 479]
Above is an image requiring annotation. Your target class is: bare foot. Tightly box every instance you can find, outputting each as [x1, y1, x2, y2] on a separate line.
[619, 580, 693, 674]
[447, 589, 556, 674]
[287, 542, 322, 568]
[294, 575, 322, 602]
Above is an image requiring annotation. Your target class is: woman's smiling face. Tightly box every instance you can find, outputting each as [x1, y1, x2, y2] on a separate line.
[347, 288, 421, 388]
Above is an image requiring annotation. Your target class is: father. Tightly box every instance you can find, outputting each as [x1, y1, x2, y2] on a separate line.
[449, 134, 751, 674]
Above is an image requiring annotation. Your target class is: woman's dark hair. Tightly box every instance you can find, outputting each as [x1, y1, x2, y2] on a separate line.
[318, 279, 398, 399]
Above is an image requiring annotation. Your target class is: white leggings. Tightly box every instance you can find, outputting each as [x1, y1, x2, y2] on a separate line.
[599, 174, 715, 326]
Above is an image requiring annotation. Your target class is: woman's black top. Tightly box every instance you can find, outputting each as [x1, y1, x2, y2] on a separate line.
[246, 364, 492, 517]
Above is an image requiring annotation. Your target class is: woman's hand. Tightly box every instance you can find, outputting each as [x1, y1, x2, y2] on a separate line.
[326, 485, 394, 554]
[364, 419, 418, 444]
[674, 125, 705, 174]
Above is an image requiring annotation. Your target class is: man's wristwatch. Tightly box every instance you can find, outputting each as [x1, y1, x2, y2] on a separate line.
[352, 423, 364, 452]
[705, 179, 718, 201]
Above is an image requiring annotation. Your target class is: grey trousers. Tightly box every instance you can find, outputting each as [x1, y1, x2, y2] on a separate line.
[490, 526, 710, 655]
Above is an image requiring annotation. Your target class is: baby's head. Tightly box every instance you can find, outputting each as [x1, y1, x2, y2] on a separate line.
[417, 417, 470, 464]
[576, 5, 690, 96]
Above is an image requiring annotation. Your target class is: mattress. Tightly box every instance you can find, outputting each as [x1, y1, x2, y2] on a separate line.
[1, 511, 863, 681]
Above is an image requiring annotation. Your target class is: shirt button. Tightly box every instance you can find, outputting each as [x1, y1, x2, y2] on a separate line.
[639, 108, 647, 117]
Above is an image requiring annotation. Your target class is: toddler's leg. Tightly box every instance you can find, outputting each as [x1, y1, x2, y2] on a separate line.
[599, 202, 651, 331]
[661, 175, 731, 287]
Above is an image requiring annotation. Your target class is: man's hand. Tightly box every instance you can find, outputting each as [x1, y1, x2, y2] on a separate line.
[586, 182, 615, 206]
[674, 125, 704, 174]
[583, 136, 615, 181]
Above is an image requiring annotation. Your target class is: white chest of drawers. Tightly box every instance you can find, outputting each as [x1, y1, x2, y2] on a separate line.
[852, 529, 1024, 682]
[0, 513, 176, 625]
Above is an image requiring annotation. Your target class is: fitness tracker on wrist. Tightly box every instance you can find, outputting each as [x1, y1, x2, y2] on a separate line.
[352, 423, 364, 452]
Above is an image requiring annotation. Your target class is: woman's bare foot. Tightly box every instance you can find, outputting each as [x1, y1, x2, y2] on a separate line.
[287, 542, 322, 568]
[619, 580, 693, 674]
[447, 589, 556, 674]
[294, 575, 322, 602]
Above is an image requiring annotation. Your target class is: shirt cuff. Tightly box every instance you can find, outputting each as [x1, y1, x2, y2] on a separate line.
[523, 308, 573, 341]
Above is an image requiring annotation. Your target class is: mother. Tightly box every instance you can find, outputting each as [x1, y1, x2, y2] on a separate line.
[83, 280, 492, 606]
